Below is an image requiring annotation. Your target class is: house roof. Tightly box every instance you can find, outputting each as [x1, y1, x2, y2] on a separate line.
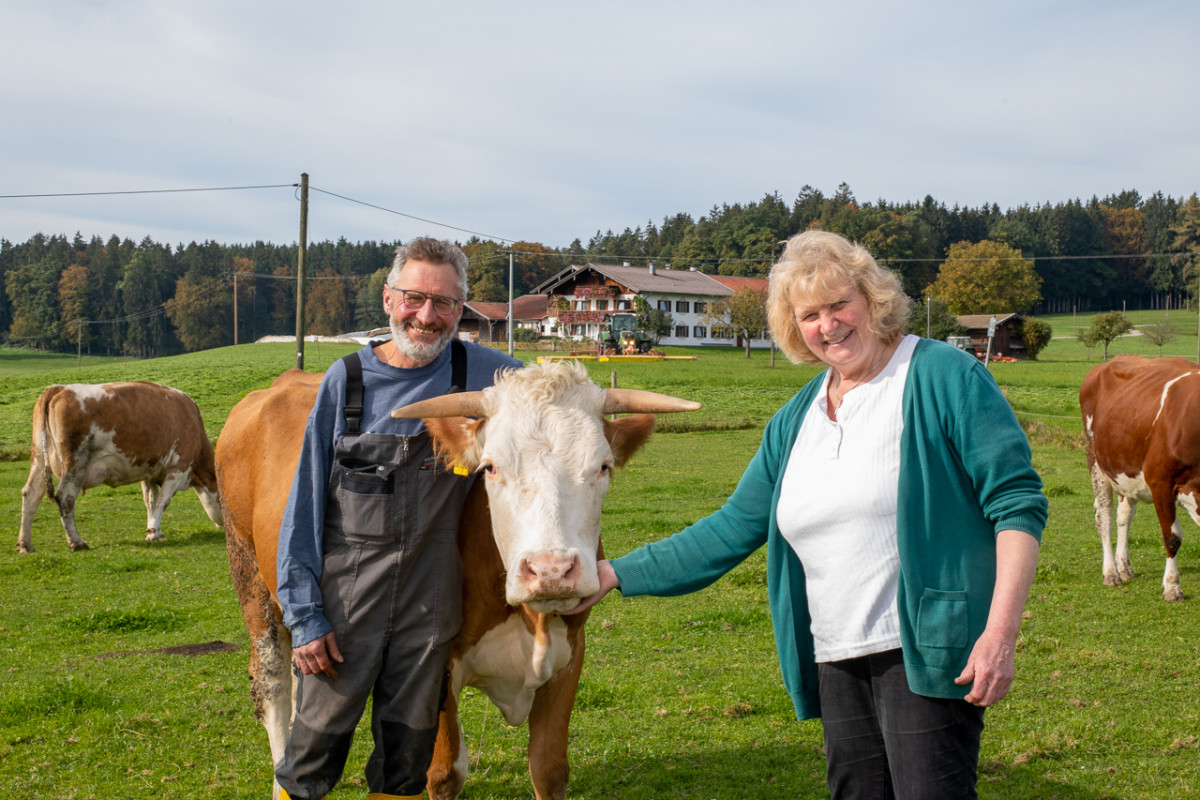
[536, 263, 734, 298]
[463, 294, 550, 322]
[704, 274, 768, 294]
[956, 313, 1025, 329]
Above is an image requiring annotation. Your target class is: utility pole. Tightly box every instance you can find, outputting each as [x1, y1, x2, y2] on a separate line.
[295, 173, 309, 370]
[233, 272, 239, 345]
[508, 250, 514, 357]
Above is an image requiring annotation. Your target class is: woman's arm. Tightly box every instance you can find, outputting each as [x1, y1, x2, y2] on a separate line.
[954, 529, 1040, 706]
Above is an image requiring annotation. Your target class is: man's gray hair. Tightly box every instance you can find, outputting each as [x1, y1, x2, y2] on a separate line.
[387, 237, 469, 298]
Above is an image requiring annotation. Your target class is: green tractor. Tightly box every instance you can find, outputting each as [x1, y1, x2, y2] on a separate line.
[601, 312, 653, 355]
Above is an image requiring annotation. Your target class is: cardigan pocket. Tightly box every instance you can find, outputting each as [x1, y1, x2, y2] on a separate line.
[916, 588, 969, 667]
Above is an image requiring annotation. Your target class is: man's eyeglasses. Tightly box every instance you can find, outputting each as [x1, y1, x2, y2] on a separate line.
[388, 287, 462, 315]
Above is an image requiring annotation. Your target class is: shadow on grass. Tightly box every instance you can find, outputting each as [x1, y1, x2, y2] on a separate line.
[455, 744, 1123, 800]
[147, 526, 226, 548]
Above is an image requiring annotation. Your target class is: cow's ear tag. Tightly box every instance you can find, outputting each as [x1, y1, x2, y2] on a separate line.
[453, 461, 469, 477]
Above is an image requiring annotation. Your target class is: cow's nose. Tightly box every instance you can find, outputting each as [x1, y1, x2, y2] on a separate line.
[519, 553, 581, 597]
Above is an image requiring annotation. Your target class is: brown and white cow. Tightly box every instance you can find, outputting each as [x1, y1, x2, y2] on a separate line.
[215, 361, 698, 800]
[1080, 354, 1200, 601]
[18, 381, 223, 553]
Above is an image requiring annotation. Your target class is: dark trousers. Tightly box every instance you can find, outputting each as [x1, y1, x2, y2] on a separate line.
[818, 649, 985, 800]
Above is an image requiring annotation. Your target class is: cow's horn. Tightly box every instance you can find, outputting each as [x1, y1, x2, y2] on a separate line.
[391, 392, 488, 419]
[603, 389, 701, 414]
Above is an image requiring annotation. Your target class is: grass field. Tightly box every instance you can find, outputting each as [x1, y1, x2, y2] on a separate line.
[1, 330, 1198, 799]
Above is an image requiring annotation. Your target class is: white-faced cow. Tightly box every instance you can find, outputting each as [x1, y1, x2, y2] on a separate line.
[18, 381, 223, 553]
[1080, 354, 1200, 601]
[216, 361, 698, 800]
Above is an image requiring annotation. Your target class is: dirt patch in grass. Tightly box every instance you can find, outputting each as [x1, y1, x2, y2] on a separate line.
[96, 640, 239, 659]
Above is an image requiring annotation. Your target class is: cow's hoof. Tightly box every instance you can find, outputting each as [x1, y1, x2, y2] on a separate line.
[69, 541, 90, 551]
[17, 544, 35, 554]
[145, 531, 164, 543]
[1102, 573, 1123, 588]
[1163, 586, 1184, 602]
[1117, 564, 1134, 582]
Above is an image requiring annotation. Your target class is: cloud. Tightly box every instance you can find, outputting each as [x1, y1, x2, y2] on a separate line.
[2, 1, 1197, 248]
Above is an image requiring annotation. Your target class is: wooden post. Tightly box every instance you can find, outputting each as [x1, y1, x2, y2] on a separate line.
[295, 173, 309, 370]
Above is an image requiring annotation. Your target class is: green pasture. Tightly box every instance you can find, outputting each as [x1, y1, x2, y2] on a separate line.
[1, 335, 1197, 799]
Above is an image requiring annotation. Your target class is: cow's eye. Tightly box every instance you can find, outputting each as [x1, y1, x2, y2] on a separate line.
[481, 461, 496, 475]
[599, 462, 613, 476]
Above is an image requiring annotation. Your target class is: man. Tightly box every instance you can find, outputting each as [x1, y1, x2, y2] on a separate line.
[274, 237, 521, 800]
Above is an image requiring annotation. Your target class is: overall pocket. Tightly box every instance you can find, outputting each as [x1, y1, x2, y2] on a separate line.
[333, 460, 397, 543]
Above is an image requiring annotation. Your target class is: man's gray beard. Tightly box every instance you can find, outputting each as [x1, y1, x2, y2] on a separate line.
[390, 318, 457, 366]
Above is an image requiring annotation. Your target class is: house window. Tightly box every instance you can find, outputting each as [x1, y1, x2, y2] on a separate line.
[713, 325, 734, 339]
[595, 300, 609, 311]
[693, 326, 707, 338]
[657, 299, 671, 312]
[675, 325, 689, 338]
[617, 298, 632, 311]
[694, 301, 707, 314]
[675, 300, 690, 313]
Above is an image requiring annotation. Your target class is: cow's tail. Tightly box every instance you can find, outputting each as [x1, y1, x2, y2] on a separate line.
[33, 388, 59, 507]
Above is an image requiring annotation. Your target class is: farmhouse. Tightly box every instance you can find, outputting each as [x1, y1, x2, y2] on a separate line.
[532, 262, 772, 349]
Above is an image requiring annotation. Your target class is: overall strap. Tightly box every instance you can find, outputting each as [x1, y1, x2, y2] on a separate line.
[449, 338, 467, 395]
[340, 340, 469, 432]
[341, 351, 365, 433]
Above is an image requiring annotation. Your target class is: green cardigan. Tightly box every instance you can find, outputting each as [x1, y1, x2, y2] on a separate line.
[611, 337, 1048, 720]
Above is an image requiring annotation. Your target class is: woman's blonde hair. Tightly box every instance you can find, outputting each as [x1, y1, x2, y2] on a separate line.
[767, 230, 912, 364]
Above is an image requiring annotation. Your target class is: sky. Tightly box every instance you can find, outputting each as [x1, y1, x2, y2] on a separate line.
[2, 1, 1198, 252]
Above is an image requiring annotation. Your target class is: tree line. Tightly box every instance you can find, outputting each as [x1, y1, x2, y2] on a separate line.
[3, 184, 1199, 357]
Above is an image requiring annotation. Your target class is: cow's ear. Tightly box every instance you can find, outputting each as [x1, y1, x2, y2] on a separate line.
[603, 414, 656, 467]
[424, 416, 485, 470]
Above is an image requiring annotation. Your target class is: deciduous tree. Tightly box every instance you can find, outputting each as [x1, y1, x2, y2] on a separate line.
[1141, 319, 1176, 356]
[1019, 317, 1052, 360]
[169, 274, 231, 351]
[305, 270, 352, 336]
[702, 286, 768, 358]
[906, 295, 964, 342]
[929, 240, 1042, 314]
[58, 263, 91, 349]
[1086, 311, 1133, 360]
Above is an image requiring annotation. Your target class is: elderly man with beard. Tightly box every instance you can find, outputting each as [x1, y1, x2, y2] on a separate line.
[274, 237, 520, 800]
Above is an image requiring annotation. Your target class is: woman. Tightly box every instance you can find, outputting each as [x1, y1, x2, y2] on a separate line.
[569, 230, 1046, 799]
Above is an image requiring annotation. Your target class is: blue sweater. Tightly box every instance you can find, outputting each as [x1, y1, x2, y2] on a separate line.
[612, 338, 1047, 719]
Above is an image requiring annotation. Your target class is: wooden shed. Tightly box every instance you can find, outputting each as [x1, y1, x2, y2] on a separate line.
[954, 313, 1027, 360]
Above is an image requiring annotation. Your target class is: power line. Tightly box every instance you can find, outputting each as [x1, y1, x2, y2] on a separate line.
[309, 185, 516, 244]
[0, 183, 297, 199]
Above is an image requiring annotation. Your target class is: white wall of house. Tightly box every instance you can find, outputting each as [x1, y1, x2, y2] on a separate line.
[546, 290, 770, 349]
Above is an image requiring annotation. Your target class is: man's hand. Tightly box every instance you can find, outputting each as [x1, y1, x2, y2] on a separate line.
[293, 631, 343, 678]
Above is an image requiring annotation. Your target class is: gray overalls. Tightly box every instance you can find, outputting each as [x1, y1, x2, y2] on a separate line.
[277, 343, 469, 799]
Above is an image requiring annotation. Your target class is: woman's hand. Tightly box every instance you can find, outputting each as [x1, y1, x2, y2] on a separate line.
[562, 559, 620, 615]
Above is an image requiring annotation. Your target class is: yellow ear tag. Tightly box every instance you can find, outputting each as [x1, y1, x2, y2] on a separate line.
[452, 462, 469, 477]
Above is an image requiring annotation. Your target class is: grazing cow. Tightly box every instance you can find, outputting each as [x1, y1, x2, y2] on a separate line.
[216, 362, 698, 800]
[1080, 354, 1200, 601]
[18, 381, 223, 553]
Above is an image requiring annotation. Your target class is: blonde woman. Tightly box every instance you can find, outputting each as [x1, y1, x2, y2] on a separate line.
[570, 230, 1045, 799]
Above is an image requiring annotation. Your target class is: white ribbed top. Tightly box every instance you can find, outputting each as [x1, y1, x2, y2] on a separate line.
[776, 334, 917, 662]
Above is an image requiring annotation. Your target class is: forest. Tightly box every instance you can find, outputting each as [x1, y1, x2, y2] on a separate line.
[3, 183, 1199, 358]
